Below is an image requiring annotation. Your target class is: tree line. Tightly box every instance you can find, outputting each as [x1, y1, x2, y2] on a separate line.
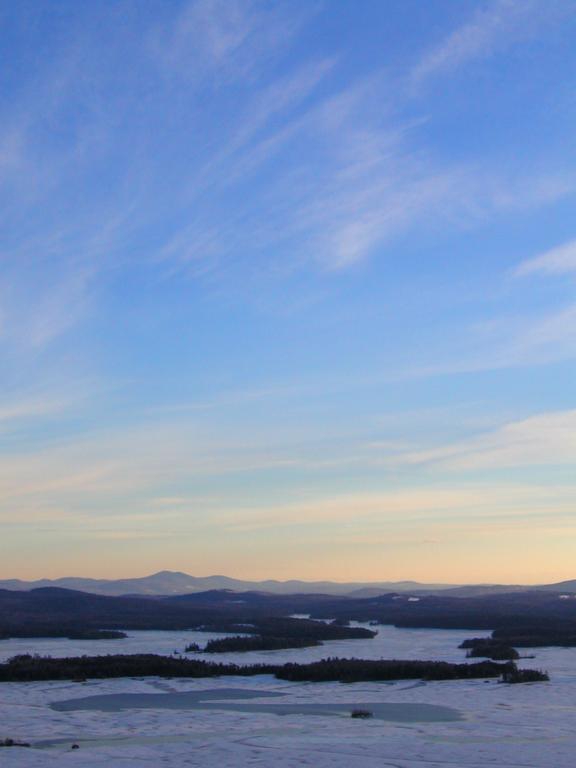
[0, 653, 547, 684]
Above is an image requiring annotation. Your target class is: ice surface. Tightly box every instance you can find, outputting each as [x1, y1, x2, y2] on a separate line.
[51, 688, 461, 722]
[0, 624, 574, 767]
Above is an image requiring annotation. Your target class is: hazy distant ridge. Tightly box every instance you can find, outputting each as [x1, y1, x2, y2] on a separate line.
[0, 571, 456, 597]
[0, 571, 572, 597]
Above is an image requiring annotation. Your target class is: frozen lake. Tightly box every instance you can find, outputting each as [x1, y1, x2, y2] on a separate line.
[0, 622, 481, 665]
[1, 624, 575, 767]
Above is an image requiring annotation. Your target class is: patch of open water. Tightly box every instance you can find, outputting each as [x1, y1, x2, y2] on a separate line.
[50, 686, 462, 721]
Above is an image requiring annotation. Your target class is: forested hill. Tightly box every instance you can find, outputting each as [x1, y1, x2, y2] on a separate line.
[2, 585, 576, 641]
[0, 587, 376, 641]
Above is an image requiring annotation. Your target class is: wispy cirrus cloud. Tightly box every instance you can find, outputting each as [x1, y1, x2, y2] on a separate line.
[218, 483, 576, 533]
[146, 0, 576, 275]
[402, 295, 576, 379]
[154, 83, 575, 276]
[0, 261, 99, 353]
[151, 0, 316, 84]
[515, 238, 576, 277]
[400, 409, 576, 472]
[410, 0, 575, 87]
[0, 397, 71, 427]
[505, 304, 576, 363]
[3, 0, 574, 323]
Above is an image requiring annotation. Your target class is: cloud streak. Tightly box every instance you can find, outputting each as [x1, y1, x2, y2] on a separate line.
[410, 0, 575, 86]
[401, 409, 576, 472]
[515, 238, 576, 277]
[218, 483, 576, 533]
[152, 0, 317, 85]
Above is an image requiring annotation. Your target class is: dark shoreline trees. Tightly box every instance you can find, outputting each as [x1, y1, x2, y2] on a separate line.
[0, 653, 543, 684]
[500, 667, 549, 684]
[459, 638, 520, 660]
[460, 626, 576, 652]
[492, 626, 576, 648]
[201, 635, 322, 653]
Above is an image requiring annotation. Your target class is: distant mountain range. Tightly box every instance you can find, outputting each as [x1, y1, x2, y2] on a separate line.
[0, 571, 453, 597]
[0, 570, 574, 598]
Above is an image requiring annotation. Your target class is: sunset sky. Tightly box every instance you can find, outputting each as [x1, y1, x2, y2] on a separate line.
[1, 0, 575, 583]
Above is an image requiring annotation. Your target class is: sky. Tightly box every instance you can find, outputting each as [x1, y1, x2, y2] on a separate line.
[1, 0, 576, 584]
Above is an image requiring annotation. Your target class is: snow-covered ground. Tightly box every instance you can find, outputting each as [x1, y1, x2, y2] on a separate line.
[1, 625, 575, 767]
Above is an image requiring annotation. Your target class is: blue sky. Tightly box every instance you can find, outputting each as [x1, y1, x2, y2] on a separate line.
[1, 0, 576, 583]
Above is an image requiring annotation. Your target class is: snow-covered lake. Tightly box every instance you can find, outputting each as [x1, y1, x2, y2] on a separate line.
[1, 624, 575, 767]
